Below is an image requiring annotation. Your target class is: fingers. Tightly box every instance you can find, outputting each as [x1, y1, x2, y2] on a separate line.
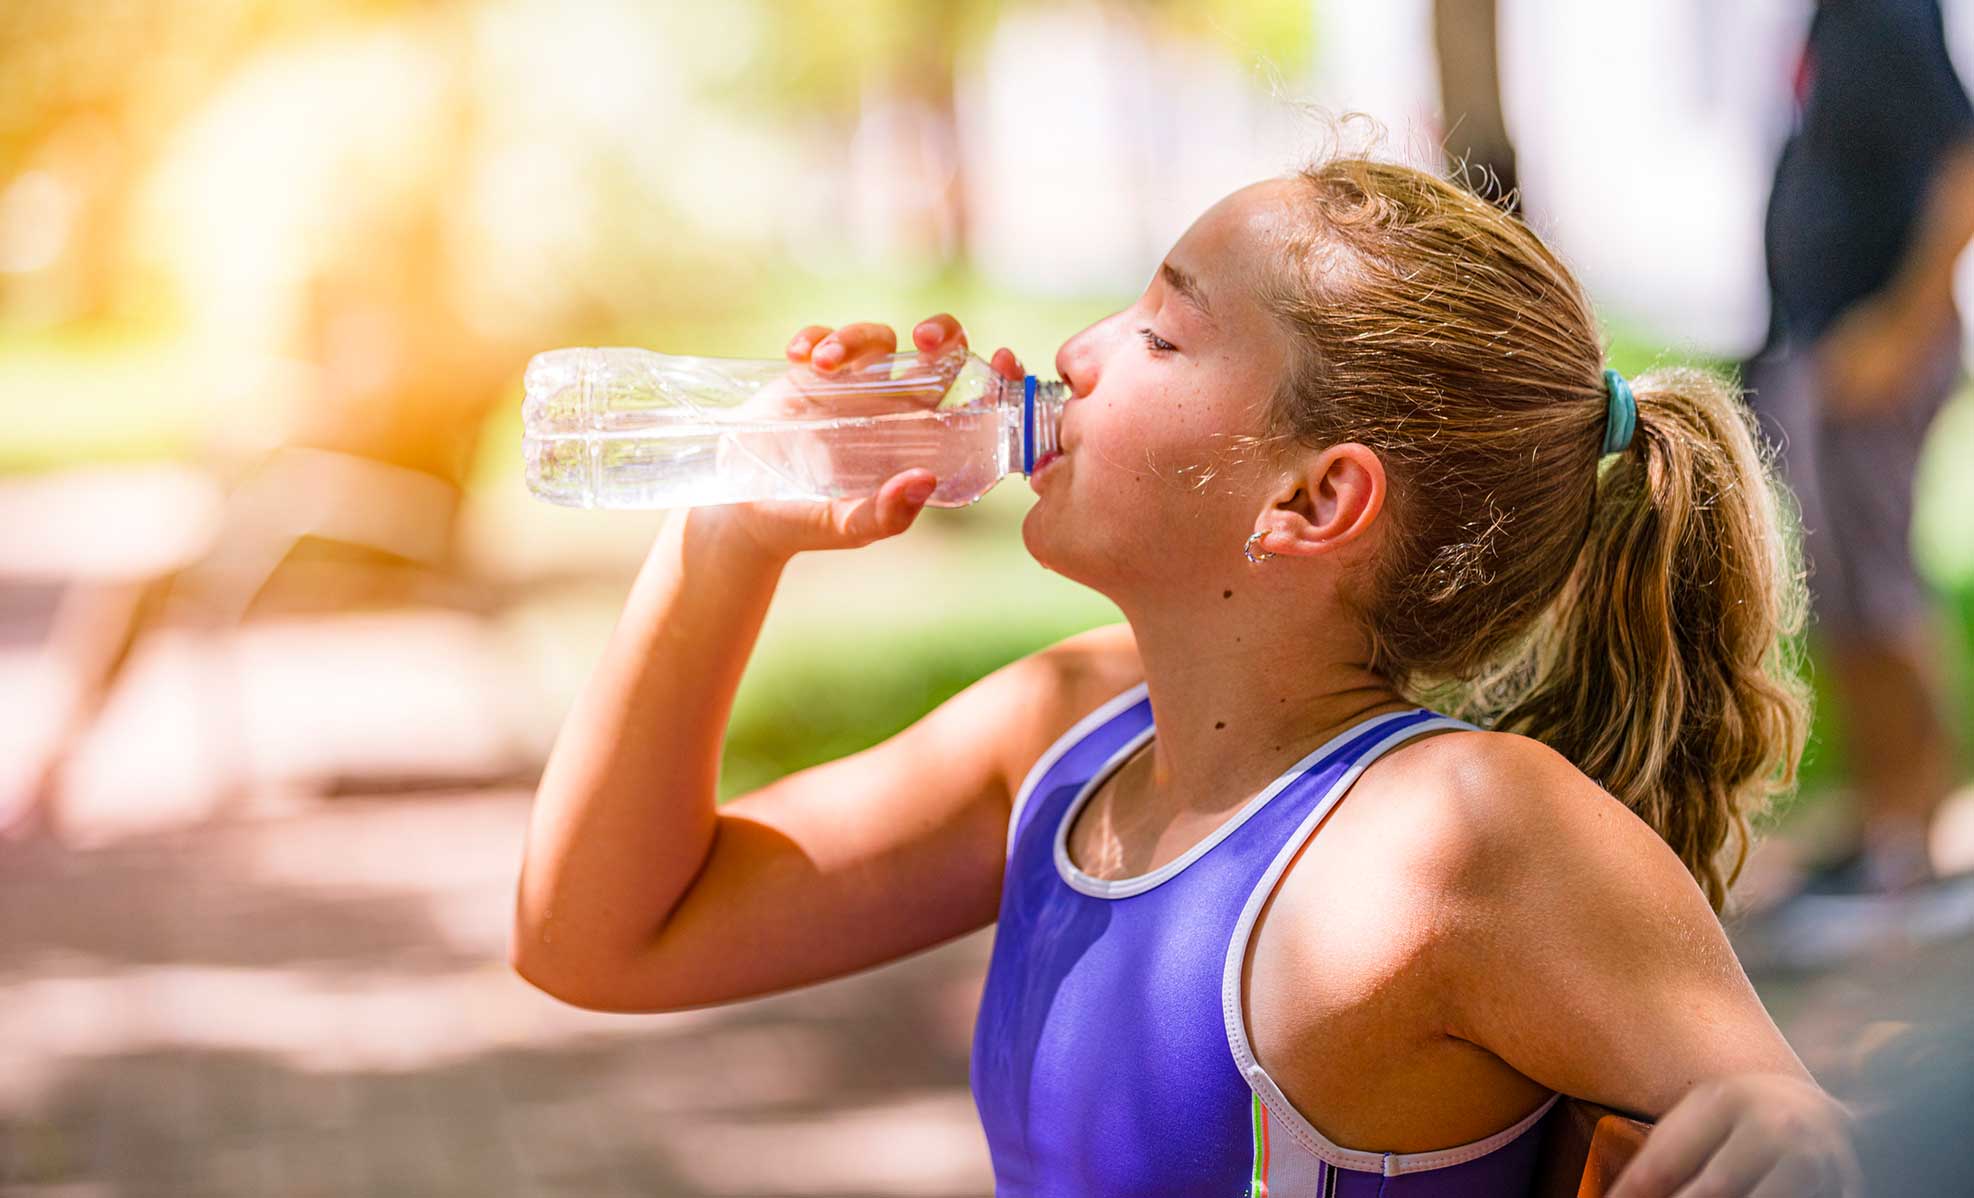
[791, 316, 999, 380]
[1610, 1084, 1735, 1198]
[906, 315, 1025, 382]
[912, 313, 968, 356]
[1743, 1152, 1835, 1198]
[1663, 1122, 1777, 1198]
[832, 469, 938, 546]
[808, 322, 898, 373]
[786, 325, 832, 363]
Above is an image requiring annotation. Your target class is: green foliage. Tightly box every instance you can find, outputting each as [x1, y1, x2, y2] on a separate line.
[718, 521, 1125, 800]
[720, 610, 1110, 802]
[714, 0, 999, 123]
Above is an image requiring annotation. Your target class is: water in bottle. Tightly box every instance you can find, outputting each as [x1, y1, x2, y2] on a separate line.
[522, 344, 1067, 510]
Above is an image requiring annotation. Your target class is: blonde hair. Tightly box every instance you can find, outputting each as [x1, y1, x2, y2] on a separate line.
[1254, 156, 1810, 912]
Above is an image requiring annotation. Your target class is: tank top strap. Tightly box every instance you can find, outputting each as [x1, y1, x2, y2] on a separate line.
[1220, 707, 1555, 1180]
[1006, 681, 1152, 859]
[1219, 706, 1477, 859]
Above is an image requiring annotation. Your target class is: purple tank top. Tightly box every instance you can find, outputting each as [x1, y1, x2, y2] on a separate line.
[970, 683, 1560, 1196]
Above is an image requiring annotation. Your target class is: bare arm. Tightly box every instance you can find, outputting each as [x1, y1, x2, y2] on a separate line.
[1425, 739, 1858, 1190]
[1881, 140, 1974, 322]
[1819, 141, 1974, 414]
[511, 314, 967, 1004]
[603, 639, 1062, 1012]
[510, 506, 789, 996]
[507, 310, 1144, 1014]
[511, 529, 1135, 1013]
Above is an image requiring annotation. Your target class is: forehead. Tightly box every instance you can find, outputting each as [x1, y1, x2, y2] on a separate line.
[1163, 179, 1301, 319]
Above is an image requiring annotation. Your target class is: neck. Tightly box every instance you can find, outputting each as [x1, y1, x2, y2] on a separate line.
[1114, 601, 1412, 817]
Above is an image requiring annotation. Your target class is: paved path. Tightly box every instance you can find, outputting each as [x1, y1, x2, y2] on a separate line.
[1, 788, 999, 1197]
[7, 781, 1974, 1197]
[2, 573, 1970, 1194]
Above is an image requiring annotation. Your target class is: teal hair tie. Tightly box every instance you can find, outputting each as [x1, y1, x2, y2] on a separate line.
[1601, 368, 1637, 456]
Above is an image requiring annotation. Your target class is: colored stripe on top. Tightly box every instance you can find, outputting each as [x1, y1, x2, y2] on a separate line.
[1250, 1091, 1271, 1197]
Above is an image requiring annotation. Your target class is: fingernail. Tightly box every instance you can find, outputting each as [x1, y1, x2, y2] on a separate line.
[814, 344, 841, 366]
[905, 480, 936, 505]
[788, 336, 810, 354]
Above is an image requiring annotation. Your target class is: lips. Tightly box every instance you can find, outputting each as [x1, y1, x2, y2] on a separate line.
[1033, 450, 1064, 474]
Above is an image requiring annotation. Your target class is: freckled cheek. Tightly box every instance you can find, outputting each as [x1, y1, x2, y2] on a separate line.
[1079, 389, 1217, 470]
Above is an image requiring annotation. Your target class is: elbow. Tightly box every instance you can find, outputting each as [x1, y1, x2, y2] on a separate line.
[506, 928, 592, 1008]
[508, 930, 576, 1004]
[507, 925, 606, 1010]
[508, 950, 625, 1013]
[506, 890, 615, 1008]
[507, 934, 681, 1015]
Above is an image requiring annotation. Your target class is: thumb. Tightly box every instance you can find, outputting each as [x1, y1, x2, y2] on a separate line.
[841, 471, 938, 546]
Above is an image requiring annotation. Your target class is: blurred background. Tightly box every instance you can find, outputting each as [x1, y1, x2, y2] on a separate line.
[2, 0, 1971, 1193]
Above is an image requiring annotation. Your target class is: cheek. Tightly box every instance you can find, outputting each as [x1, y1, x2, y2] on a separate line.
[1083, 388, 1249, 502]
[1026, 433, 1253, 577]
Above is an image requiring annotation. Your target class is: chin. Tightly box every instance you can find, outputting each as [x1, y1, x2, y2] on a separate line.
[1019, 505, 1080, 578]
[1019, 506, 1055, 570]
[1020, 505, 1113, 591]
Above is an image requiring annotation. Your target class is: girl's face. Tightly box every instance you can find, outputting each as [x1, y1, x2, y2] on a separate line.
[1022, 178, 1302, 592]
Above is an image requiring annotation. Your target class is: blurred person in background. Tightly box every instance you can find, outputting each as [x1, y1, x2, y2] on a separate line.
[513, 152, 1859, 1194]
[1743, 0, 1974, 920]
[1433, 0, 1520, 215]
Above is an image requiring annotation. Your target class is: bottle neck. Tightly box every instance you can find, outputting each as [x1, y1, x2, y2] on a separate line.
[1018, 375, 1067, 473]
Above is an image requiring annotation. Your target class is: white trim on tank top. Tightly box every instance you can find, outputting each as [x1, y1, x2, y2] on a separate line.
[1218, 715, 1562, 1177]
[1006, 681, 1152, 861]
[1054, 705, 1432, 900]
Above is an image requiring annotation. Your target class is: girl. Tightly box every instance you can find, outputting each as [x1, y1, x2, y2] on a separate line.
[513, 156, 1856, 1195]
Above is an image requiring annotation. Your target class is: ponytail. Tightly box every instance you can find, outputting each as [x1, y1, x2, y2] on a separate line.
[1471, 367, 1811, 911]
[1263, 157, 1811, 912]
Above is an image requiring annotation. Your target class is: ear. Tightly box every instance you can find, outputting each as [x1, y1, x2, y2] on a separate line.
[1251, 442, 1386, 560]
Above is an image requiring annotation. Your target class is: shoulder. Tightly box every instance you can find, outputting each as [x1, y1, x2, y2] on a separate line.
[1353, 727, 1704, 914]
[999, 622, 1142, 723]
[1354, 731, 1791, 1109]
[1038, 621, 1143, 694]
[1338, 726, 1740, 1022]
[979, 622, 1143, 805]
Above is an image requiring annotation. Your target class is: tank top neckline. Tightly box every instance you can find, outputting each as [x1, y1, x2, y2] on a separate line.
[986, 682, 1566, 1185]
[1053, 700, 1434, 900]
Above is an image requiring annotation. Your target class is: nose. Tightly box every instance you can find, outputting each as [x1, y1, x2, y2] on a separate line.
[1054, 322, 1104, 400]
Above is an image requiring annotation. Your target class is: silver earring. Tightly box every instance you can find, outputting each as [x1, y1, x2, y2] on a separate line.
[1243, 531, 1275, 564]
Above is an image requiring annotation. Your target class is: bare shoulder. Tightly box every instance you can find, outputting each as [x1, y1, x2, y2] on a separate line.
[1353, 728, 1704, 908]
[939, 627, 1144, 817]
[1041, 621, 1143, 701]
[1337, 733, 1790, 1111]
[994, 622, 1144, 785]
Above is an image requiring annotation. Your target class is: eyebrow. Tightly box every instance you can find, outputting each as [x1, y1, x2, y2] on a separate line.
[1159, 260, 1215, 324]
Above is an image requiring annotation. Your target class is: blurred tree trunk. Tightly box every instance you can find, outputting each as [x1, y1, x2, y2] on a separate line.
[1433, 0, 1521, 214]
[842, 4, 970, 274]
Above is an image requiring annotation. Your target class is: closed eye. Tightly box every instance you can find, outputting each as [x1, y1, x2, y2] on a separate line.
[1137, 327, 1176, 354]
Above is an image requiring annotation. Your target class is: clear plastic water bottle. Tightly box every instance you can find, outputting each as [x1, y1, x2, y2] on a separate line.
[522, 344, 1068, 510]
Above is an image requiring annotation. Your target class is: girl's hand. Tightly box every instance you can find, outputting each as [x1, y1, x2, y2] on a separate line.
[1608, 1074, 1862, 1198]
[700, 314, 1024, 560]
